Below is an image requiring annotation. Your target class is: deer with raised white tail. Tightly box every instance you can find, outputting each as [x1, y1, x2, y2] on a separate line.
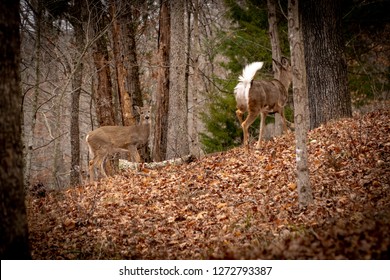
[86, 105, 151, 182]
[234, 57, 292, 151]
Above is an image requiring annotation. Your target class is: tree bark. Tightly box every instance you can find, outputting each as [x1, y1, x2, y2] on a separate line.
[124, 3, 143, 110]
[91, 0, 115, 127]
[24, 0, 43, 186]
[267, 0, 284, 136]
[124, 2, 150, 162]
[110, 0, 135, 126]
[153, 0, 170, 162]
[69, 1, 86, 187]
[0, 0, 30, 259]
[288, 0, 313, 208]
[301, 0, 352, 129]
[190, 0, 201, 158]
[90, 0, 116, 176]
[167, 0, 189, 159]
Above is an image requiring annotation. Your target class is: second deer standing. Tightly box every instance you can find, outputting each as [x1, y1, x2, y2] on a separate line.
[234, 57, 292, 151]
[86, 105, 151, 183]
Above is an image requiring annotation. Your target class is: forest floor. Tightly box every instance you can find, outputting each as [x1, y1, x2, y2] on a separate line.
[27, 108, 390, 259]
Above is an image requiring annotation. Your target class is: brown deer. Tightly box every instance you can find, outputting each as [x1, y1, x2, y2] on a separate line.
[234, 57, 292, 150]
[86, 105, 151, 182]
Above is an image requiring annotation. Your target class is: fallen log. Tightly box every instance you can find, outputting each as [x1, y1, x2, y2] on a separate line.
[119, 154, 197, 170]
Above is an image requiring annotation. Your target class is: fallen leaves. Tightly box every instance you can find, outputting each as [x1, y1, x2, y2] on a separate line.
[27, 109, 390, 259]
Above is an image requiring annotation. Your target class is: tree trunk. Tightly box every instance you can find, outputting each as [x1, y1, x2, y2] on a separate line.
[190, 0, 201, 157]
[69, 1, 86, 187]
[110, 0, 135, 126]
[125, 2, 150, 162]
[267, 0, 283, 137]
[24, 0, 43, 186]
[91, 0, 115, 127]
[167, 0, 189, 159]
[301, 0, 352, 129]
[0, 0, 30, 259]
[70, 59, 82, 186]
[153, 0, 170, 162]
[90, 0, 116, 176]
[288, 0, 313, 208]
[124, 4, 143, 110]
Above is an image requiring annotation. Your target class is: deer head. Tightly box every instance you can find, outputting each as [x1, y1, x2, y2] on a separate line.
[273, 57, 292, 90]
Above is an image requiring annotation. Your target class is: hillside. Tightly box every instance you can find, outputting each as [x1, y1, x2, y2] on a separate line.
[27, 109, 390, 259]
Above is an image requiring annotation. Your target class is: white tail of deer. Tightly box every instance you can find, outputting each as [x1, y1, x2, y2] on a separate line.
[234, 57, 292, 150]
[86, 105, 151, 182]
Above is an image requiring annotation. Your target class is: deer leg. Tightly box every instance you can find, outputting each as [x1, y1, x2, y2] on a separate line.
[99, 155, 108, 178]
[242, 112, 258, 151]
[128, 145, 141, 171]
[91, 153, 106, 181]
[88, 159, 95, 183]
[236, 109, 244, 124]
[129, 145, 141, 163]
[279, 109, 287, 134]
[256, 112, 267, 149]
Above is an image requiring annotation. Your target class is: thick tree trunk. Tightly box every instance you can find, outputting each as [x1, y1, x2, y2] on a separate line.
[288, 0, 313, 208]
[167, 0, 189, 159]
[91, 0, 115, 127]
[301, 0, 352, 129]
[90, 0, 116, 176]
[110, 0, 134, 126]
[125, 3, 150, 162]
[153, 0, 170, 162]
[0, 0, 30, 259]
[124, 7, 143, 110]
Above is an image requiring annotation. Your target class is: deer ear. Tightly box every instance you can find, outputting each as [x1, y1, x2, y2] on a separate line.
[281, 57, 290, 67]
[134, 106, 140, 114]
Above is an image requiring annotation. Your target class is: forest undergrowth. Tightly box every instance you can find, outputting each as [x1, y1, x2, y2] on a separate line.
[27, 108, 390, 259]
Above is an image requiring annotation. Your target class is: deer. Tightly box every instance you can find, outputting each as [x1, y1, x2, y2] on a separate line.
[234, 57, 292, 151]
[86, 105, 151, 183]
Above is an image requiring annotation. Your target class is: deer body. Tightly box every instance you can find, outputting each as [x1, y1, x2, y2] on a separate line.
[86, 106, 150, 182]
[234, 58, 292, 150]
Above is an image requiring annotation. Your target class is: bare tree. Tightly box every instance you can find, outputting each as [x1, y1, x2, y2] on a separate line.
[189, 0, 201, 157]
[110, 0, 135, 127]
[267, 0, 284, 136]
[123, 1, 143, 110]
[153, 0, 170, 161]
[167, 0, 189, 159]
[68, 0, 88, 186]
[90, 0, 116, 127]
[23, 0, 43, 186]
[288, 0, 313, 208]
[0, 0, 30, 259]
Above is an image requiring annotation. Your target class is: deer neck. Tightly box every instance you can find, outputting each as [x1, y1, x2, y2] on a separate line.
[278, 75, 291, 92]
[139, 122, 150, 136]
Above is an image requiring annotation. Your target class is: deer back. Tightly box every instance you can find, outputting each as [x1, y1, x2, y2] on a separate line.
[248, 79, 288, 113]
[89, 125, 149, 149]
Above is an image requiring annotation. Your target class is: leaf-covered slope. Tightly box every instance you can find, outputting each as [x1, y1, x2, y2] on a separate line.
[27, 109, 390, 259]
